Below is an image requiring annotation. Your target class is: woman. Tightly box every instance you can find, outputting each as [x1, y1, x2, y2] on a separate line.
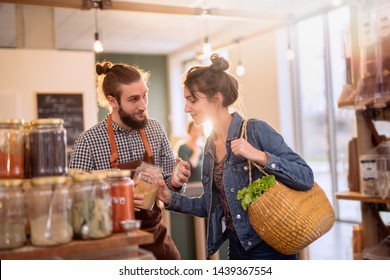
[158, 54, 314, 260]
[177, 121, 204, 182]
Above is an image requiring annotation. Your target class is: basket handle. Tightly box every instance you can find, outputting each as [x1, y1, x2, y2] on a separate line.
[241, 119, 269, 185]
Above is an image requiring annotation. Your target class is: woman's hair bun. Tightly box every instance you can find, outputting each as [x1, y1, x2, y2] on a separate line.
[96, 62, 112, 75]
[210, 54, 229, 72]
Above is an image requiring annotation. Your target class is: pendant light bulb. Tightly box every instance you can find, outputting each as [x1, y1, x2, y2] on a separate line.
[286, 44, 295, 60]
[236, 61, 245, 76]
[202, 36, 212, 57]
[94, 32, 104, 53]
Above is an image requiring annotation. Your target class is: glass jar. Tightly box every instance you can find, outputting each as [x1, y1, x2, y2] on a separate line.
[23, 122, 31, 179]
[133, 162, 163, 211]
[71, 173, 112, 239]
[0, 119, 25, 179]
[106, 170, 135, 233]
[27, 176, 72, 246]
[0, 179, 27, 249]
[29, 118, 67, 177]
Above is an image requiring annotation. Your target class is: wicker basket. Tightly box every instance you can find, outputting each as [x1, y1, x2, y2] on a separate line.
[248, 179, 335, 255]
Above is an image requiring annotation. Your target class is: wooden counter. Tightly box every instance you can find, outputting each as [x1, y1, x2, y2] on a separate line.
[0, 230, 154, 260]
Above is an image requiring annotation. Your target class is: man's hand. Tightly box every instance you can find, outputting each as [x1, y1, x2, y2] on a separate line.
[133, 192, 144, 212]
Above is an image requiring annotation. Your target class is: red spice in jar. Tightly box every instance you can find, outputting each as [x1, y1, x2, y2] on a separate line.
[107, 170, 135, 232]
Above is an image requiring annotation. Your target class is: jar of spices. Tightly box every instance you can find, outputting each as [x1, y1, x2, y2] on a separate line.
[0, 119, 25, 179]
[27, 176, 72, 246]
[29, 118, 67, 177]
[105, 170, 135, 233]
[71, 173, 112, 239]
[0, 179, 27, 250]
[133, 162, 163, 211]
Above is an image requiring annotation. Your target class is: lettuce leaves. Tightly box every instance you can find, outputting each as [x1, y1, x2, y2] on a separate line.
[237, 175, 276, 210]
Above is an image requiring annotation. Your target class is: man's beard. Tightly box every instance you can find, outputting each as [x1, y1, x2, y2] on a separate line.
[118, 105, 148, 129]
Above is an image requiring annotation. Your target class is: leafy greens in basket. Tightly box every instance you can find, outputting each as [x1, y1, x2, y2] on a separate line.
[237, 175, 276, 210]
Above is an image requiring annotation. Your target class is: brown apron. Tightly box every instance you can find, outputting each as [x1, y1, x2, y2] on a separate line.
[107, 114, 180, 260]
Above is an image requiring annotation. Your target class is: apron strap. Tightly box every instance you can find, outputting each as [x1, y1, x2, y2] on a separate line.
[139, 128, 153, 160]
[107, 114, 119, 169]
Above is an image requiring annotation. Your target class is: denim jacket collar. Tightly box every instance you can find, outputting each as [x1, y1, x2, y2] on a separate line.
[204, 112, 245, 157]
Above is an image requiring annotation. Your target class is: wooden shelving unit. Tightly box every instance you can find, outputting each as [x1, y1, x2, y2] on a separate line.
[336, 191, 390, 204]
[0, 230, 154, 260]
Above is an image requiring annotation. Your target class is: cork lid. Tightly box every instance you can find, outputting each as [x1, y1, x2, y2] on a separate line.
[72, 173, 106, 182]
[0, 179, 24, 188]
[30, 118, 64, 126]
[30, 176, 68, 186]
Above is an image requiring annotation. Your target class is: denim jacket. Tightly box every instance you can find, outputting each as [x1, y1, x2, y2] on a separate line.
[167, 112, 314, 257]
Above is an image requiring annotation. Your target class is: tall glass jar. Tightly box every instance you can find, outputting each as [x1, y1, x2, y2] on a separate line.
[134, 162, 163, 211]
[27, 176, 72, 246]
[29, 118, 67, 177]
[71, 173, 112, 239]
[105, 170, 135, 233]
[0, 179, 27, 250]
[0, 119, 25, 179]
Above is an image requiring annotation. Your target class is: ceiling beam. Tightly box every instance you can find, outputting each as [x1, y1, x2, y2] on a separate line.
[1, 0, 286, 21]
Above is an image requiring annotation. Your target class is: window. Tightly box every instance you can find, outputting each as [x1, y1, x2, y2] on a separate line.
[282, 6, 360, 222]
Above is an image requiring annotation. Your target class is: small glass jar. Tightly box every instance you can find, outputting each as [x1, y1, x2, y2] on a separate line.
[106, 170, 135, 233]
[27, 176, 72, 246]
[0, 119, 25, 179]
[71, 173, 112, 239]
[29, 118, 67, 177]
[0, 179, 27, 250]
[133, 162, 163, 211]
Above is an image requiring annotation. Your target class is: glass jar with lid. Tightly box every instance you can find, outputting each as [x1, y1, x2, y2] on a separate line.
[105, 170, 135, 232]
[0, 179, 27, 250]
[133, 162, 163, 211]
[71, 173, 112, 239]
[0, 118, 25, 179]
[27, 176, 72, 246]
[29, 118, 67, 177]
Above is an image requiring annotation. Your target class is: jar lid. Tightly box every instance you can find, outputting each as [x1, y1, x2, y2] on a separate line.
[67, 168, 90, 176]
[105, 169, 131, 178]
[72, 173, 106, 182]
[0, 179, 24, 188]
[0, 118, 24, 126]
[31, 176, 68, 186]
[30, 118, 64, 126]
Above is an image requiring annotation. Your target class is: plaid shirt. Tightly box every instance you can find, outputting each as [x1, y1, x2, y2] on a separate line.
[69, 116, 176, 187]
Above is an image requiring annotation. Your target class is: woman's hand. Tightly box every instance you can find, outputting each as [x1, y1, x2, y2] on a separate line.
[157, 178, 172, 205]
[230, 138, 268, 165]
[170, 158, 191, 188]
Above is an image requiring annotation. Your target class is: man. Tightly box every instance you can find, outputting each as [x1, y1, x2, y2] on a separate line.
[69, 61, 190, 259]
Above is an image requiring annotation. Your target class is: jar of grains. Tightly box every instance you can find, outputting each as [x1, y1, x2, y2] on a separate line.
[27, 176, 72, 246]
[133, 162, 163, 211]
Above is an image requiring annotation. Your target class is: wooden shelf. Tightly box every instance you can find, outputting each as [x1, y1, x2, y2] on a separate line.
[0, 230, 154, 260]
[336, 191, 390, 204]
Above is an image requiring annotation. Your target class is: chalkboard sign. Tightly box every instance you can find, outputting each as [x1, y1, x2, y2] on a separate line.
[36, 93, 84, 146]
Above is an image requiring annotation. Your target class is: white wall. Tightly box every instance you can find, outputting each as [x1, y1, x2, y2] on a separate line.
[228, 31, 280, 132]
[0, 49, 97, 130]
